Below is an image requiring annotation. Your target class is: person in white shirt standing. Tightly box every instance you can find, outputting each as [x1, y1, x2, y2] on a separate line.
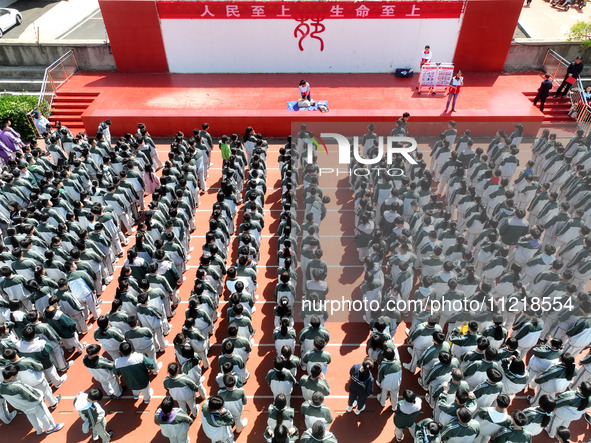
[299, 80, 311, 101]
[420, 45, 432, 68]
[97, 120, 112, 145]
[418, 45, 433, 93]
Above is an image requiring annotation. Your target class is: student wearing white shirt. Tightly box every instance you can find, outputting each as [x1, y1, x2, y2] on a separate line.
[420, 45, 432, 67]
[97, 120, 112, 145]
[299, 80, 311, 101]
[419, 46, 433, 92]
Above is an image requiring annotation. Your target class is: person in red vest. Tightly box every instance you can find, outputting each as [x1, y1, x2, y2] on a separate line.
[299, 80, 311, 101]
[418, 45, 434, 93]
[420, 45, 432, 68]
[445, 71, 464, 113]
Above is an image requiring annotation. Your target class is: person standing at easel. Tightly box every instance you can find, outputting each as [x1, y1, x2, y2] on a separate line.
[419, 45, 434, 93]
[420, 45, 432, 68]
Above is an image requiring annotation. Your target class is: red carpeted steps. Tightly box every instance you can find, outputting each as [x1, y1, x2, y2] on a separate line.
[49, 91, 99, 133]
[523, 91, 576, 125]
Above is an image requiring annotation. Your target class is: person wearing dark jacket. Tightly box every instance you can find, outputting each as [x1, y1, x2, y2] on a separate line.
[554, 57, 584, 97]
[534, 74, 553, 112]
[346, 358, 374, 415]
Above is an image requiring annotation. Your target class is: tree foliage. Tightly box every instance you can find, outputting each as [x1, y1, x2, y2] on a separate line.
[0, 94, 50, 142]
[568, 20, 591, 50]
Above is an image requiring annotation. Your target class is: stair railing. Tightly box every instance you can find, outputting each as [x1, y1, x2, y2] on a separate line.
[569, 77, 591, 136]
[27, 50, 79, 137]
[542, 49, 591, 135]
[542, 49, 570, 88]
[37, 50, 79, 110]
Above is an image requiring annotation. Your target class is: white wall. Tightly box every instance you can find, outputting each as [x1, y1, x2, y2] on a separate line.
[161, 18, 462, 73]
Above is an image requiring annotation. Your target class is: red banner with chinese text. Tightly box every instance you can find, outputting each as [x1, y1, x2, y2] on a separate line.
[157, 1, 465, 20]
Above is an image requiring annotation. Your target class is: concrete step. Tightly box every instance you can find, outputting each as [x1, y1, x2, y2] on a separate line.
[0, 66, 46, 80]
[53, 96, 96, 104]
[540, 121, 578, 129]
[49, 108, 86, 116]
[524, 93, 571, 102]
[49, 114, 85, 122]
[527, 99, 571, 107]
[0, 79, 44, 92]
[543, 116, 575, 123]
[48, 119, 85, 130]
[543, 114, 572, 119]
[543, 107, 572, 113]
[50, 102, 90, 109]
[543, 111, 572, 116]
[57, 91, 100, 97]
[539, 103, 571, 109]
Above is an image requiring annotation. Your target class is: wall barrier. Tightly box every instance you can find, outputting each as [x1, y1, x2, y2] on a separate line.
[504, 40, 591, 76]
[0, 42, 115, 71]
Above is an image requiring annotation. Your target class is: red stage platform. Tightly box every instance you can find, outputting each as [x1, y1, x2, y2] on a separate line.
[53, 71, 548, 137]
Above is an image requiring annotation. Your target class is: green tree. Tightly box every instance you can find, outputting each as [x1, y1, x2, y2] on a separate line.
[0, 94, 50, 142]
[567, 20, 591, 50]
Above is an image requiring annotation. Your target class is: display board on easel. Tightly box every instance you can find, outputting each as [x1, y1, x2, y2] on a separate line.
[417, 63, 454, 95]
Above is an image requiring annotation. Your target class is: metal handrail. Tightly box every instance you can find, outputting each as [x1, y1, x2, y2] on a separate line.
[37, 69, 50, 109]
[542, 49, 591, 135]
[46, 50, 76, 72]
[547, 49, 571, 66]
[27, 50, 80, 137]
[36, 49, 79, 109]
[568, 77, 591, 136]
[541, 49, 570, 88]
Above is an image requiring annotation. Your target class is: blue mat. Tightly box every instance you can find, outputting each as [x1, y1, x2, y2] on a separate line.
[287, 100, 328, 111]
